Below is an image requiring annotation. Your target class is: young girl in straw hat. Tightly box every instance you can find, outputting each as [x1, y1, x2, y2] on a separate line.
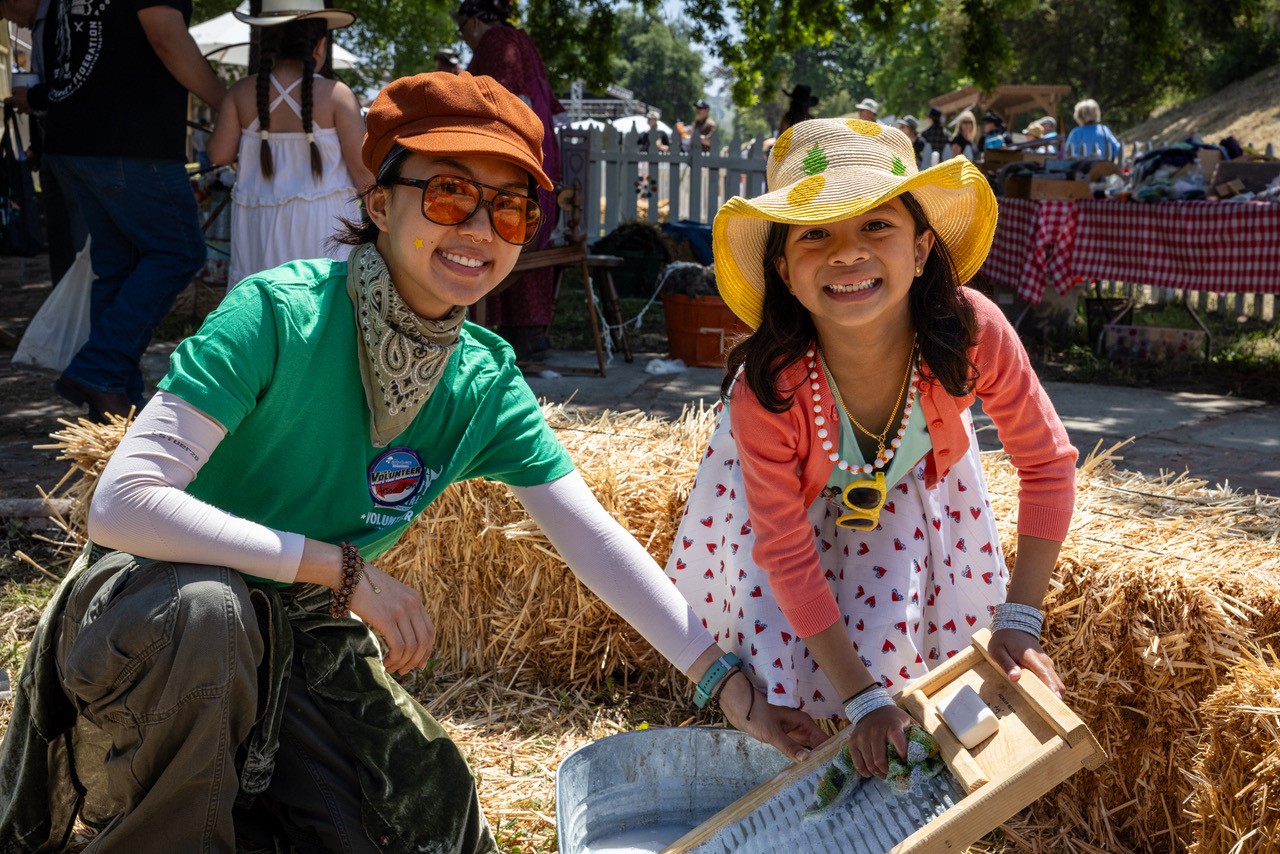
[665, 118, 1076, 777]
[1, 73, 824, 852]
[208, 0, 373, 291]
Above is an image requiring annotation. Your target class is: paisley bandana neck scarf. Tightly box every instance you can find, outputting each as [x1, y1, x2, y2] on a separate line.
[347, 243, 465, 447]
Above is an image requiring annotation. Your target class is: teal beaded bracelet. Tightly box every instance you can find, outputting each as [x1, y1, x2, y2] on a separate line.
[693, 652, 742, 709]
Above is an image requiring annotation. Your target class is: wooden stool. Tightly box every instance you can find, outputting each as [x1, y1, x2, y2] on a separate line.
[584, 254, 634, 364]
[481, 245, 631, 377]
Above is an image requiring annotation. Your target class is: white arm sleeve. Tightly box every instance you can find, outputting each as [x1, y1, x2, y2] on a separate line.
[87, 391, 306, 582]
[510, 471, 714, 675]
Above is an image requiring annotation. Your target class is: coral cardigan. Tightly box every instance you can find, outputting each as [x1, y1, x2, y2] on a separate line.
[729, 290, 1077, 637]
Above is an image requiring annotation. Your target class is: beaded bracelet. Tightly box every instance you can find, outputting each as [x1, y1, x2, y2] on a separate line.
[990, 602, 1045, 638]
[329, 541, 365, 619]
[843, 683, 895, 727]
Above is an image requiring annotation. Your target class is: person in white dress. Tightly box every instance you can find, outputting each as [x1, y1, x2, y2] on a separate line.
[207, 0, 373, 291]
[665, 119, 1077, 780]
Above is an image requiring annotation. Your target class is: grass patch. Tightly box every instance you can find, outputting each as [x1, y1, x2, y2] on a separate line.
[1031, 301, 1280, 404]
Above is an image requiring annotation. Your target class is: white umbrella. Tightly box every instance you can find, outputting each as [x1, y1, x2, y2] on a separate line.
[613, 115, 672, 135]
[568, 118, 607, 132]
[191, 3, 360, 70]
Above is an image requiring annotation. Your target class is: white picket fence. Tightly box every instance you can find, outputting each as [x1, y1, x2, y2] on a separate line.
[571, 128, 1276, 322]
[574, 129, 767, 241]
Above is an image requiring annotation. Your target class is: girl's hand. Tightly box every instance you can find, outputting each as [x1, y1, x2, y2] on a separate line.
[348, 562, 436, 675]
[989, 628, 1065, 698]
[847, 705, 915, 778]
[717, 672, 829, 763]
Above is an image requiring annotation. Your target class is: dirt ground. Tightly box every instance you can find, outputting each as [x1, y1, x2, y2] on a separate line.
[1121, 63, 1280, 149]
[0, 255, 87, 504]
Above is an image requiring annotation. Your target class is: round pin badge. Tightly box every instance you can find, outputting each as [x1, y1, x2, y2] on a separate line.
[367, 447, 427, 507]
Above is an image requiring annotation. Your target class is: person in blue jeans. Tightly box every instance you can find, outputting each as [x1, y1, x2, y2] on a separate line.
[40, 0, 225, 421]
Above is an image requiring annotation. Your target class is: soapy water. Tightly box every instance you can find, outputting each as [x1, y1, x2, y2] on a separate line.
[581, 822, 698, 853]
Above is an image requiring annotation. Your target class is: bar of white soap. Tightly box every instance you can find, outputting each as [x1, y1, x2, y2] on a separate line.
[936, 684, 1000, 748]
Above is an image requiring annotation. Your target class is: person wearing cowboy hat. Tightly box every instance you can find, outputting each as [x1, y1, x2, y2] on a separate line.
[38, 0, 227, 422]
[0, 71, 826, 853]
[208, 0, 373, 294]
[855, 96, 879, 122]
[779, 83, 819, 136]
[665, 118, 1075, 777]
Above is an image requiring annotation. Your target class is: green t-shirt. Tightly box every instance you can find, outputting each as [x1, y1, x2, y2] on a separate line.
[159, 258, 574, 561]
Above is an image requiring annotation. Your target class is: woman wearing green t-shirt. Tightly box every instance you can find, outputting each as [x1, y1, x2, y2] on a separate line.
[0, 72, 826, 852]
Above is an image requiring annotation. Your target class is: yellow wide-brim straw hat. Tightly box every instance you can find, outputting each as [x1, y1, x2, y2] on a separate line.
[713, 118, 997, 329]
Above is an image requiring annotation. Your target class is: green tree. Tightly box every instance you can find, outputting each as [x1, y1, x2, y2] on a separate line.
[1002, 0, 1280, 130]
[524, 0, 618, 92]
[193, 0, 1280, 120]
[610, 9, 707, 126]
[193, 0, 459, 95]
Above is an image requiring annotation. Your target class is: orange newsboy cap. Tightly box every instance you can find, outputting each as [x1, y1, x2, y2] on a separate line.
[362, 72, 552, 190]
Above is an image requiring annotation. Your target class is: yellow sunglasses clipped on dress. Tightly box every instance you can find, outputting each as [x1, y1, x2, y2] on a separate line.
[838, 470, 888, 530]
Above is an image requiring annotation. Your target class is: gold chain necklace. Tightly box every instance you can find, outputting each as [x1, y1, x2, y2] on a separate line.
[823, 341, 916, 460]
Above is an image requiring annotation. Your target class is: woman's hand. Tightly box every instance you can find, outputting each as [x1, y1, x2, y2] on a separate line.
[348, 561, 436, 675]
[989, 628, 1065, 698]
[846, 705, 915, 778]
[717, 672, 829, 763]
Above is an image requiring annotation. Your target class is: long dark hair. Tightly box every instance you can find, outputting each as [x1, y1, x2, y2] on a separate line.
[721, 191, 979, 411]
[256, 18, 327, 180]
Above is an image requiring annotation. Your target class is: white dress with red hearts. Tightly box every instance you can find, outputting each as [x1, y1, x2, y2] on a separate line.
[665, 397, 1006, 720]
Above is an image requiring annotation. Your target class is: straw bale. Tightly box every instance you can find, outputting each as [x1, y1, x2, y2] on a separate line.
[32, 410, 1280, 852]
[982, 445, 1280, 853]
[378, 403, 716, 694]
[1185, 646, 1280, 854]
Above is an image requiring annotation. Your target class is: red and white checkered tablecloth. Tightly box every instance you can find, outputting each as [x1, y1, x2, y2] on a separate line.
[981, 199, 1077, 302]
[979, 198, 1280, 303]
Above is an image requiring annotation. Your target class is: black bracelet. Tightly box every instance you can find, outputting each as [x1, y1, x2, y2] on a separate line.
[711, 667, 741, 708]
[841, 680, 883, 707]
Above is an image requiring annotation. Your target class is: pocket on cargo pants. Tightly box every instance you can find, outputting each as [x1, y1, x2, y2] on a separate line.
[55, 552, 262, 840]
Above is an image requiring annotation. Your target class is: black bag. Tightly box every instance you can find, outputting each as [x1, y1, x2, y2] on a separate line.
[0, 104, 44, 257]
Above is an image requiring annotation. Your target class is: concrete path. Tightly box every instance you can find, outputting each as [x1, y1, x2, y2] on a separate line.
[526, 351, 1280, 497]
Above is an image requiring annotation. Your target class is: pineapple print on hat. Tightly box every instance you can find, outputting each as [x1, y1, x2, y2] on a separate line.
[845, 118, 883, 136]
[787, 143, 829, 207]
[772, 127, 795, 162]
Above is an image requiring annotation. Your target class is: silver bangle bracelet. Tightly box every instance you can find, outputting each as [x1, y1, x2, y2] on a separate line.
[991, 602, 1045, 637]
[844, 685, 895, 726]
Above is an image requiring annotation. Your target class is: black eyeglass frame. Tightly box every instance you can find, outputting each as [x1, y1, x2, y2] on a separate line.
[385, 174, 543, 246]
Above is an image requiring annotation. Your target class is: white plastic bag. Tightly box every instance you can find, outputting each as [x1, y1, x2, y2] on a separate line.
[13, 237, 92, 372]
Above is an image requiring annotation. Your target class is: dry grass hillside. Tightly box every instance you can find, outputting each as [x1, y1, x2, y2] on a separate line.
[1119, 63, 1280, 150]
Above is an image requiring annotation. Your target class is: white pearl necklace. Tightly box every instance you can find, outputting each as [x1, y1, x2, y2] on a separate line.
[807, 347, 919, 475]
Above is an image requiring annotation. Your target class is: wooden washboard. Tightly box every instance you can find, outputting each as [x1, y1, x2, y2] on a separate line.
[662, 628, 1106, 853]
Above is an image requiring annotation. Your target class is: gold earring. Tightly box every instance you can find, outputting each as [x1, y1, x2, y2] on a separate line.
[915, 265, 922, 276]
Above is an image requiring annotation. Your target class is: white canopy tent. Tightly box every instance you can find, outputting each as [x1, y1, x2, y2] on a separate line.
[190, 3, 360, 70]
[612, 114, 672, 135]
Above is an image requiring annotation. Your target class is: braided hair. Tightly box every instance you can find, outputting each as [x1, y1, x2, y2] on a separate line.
[254, 18, 328, 180]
